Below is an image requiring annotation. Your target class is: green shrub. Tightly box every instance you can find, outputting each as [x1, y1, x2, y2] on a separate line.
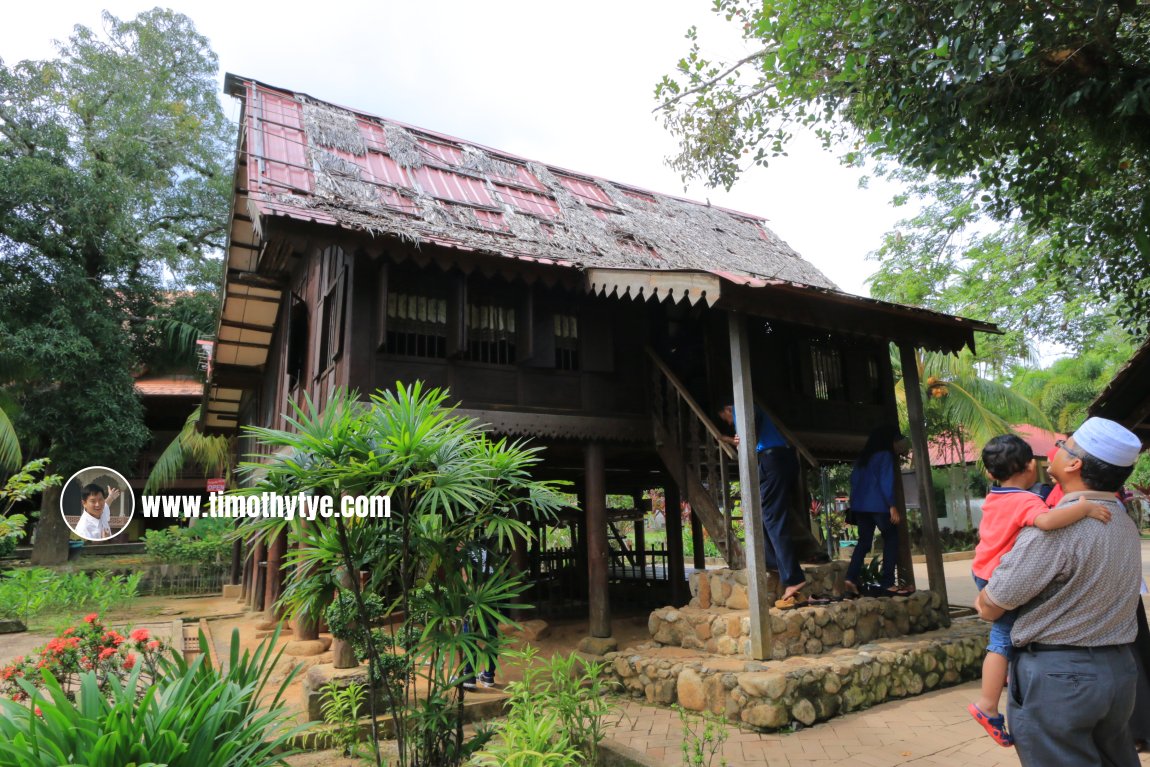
[0, 569, 140, 625]
[320, 679, 366, 758]
[0, 628, 303, 767]
[475, 647, 615, 765]
[142, 517, 233, 566]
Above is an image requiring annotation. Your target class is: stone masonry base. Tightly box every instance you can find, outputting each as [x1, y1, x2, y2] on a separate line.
[608, 617, 988, 731]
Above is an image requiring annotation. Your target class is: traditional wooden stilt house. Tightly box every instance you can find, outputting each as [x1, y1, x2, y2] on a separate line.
[205, 75, 995, 657]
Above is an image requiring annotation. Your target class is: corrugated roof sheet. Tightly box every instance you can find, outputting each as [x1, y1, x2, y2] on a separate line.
[227, 75, 837, 290]
[134, 377, 202, 397]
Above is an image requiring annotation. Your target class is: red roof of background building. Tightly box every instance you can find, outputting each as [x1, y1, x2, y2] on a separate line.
[928, 424, 1066, 466]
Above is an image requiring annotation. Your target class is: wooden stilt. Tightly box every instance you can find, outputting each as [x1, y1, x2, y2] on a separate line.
[690, 510, 706, 571]
[585, 443, 611, 638]
[664, 481, 687, 606]
[898, 342, 949, 619]
[728, 311, 773, 660]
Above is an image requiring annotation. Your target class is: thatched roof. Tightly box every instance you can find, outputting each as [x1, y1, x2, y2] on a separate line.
[225, 75, 835, 290]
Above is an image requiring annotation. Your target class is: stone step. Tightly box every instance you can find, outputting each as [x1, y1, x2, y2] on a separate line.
[648, 590, 947, 660]
[690, 562, 849, 610]
[608, 616, 988, 731]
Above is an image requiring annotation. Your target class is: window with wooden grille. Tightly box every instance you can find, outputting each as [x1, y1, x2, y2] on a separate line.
[286, 295, 309, 390]
[385, 293, 448, 358]
[464, 297, 517, 364]
[809, 343, 845, 401]
[554, 313, 579, 370]
[317, 247, 347, 373]
[865, 354, 884, 404]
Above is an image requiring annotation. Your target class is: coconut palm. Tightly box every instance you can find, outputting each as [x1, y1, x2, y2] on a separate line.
[0, 402, 20, 473]
[894, 346, 1051, 456]
[143, 406, 232, 494]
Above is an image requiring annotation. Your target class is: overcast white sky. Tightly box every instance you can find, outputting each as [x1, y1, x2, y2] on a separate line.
[2, 1, 913, 297]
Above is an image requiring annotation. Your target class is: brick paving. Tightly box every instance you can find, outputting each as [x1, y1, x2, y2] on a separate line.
[607, 680, 1150, 766]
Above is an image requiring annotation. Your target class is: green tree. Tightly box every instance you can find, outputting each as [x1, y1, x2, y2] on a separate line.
[1011, 334, 1136, 433]
[867, 175, 1126, 370]
[656, 1, 1150, 329]
[895, 347, 1051, 455]
[0, 10, 231, 563]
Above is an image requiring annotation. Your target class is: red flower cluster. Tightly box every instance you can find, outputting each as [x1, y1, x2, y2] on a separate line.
[0, 614, 171, 704]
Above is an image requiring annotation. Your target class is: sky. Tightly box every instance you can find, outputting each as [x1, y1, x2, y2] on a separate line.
[1, 1, 914, 298]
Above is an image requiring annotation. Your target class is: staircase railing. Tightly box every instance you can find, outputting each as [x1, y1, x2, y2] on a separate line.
[647, 347, 742, 566]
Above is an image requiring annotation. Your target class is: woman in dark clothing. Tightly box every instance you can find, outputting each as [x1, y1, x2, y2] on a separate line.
[844, 425, 904, 596]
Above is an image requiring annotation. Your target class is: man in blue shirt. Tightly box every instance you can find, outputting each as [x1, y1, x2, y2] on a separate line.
[719, 403, 805, 606]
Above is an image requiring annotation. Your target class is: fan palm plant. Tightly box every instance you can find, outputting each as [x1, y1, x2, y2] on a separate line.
[238, 382, 563, 767]
[894, 346, 1051, 456]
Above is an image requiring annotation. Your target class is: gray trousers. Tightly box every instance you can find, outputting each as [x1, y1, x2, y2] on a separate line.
[1009, 645, 1139, 767]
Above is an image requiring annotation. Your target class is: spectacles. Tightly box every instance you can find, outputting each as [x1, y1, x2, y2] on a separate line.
[1055, 439, 1085, 461]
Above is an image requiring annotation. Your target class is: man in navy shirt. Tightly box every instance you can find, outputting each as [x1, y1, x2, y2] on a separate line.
[719, 403, 805, 606]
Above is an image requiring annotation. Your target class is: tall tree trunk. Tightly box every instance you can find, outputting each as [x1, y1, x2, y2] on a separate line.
[30, 484, 69, 565]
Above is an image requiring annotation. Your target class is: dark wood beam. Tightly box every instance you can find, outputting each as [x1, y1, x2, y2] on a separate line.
[899, 342, 950, 619]
[729, 311, 773, 660]
[585, 442, 611, 639]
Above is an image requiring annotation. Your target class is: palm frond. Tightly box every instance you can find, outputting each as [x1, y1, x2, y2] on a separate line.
[0, 404, 21, 473]
[144, 406, 231, 494]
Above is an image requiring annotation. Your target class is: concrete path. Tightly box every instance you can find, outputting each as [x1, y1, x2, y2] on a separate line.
[606, 680, 1150, 766]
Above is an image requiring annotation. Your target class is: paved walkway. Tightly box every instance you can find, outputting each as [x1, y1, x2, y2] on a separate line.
[607, 680, 1150, 766]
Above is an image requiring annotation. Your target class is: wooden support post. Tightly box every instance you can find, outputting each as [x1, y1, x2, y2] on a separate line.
[893, 468, 916, 591]
[263, 529, 287, 621]
[293, 535, 320, 641]
[690, 510, 706, 571]
[664, 481, 687, 606]
[249, 539, 266, 612]
[511, 529, 529, 621]
[229, 527, 243, 586]
[240, 536, 252, 600]
[331, 568, 358, 669]
[898, 342, 949, 619]
[632, 492, 647, 580]
[585, 443, 611, 638]
[729, 311, 773, 660]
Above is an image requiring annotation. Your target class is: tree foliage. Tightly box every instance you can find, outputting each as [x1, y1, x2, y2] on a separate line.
[867, 174, 1127, 369]
[657, 1, 1150, 329]
[0, 10, 231, 561]
[0, 11, 229, 460]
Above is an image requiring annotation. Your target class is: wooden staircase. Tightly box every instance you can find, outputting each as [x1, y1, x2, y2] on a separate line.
[648, 348, 746, 569]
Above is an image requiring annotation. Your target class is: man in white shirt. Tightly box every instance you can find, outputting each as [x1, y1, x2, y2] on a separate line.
[74, 484, 120, 540]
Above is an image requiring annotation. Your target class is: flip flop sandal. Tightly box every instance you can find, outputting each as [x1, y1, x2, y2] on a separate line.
[774, 594, 808, 610]
[968, 703, 1014, 747]
[807, 596, 833, 605]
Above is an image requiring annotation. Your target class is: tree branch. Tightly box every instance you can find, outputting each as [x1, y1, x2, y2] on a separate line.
[654, 47, 777, 113]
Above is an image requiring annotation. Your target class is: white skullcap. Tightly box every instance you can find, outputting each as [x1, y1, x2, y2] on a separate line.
[1073, 417, 1142, 468]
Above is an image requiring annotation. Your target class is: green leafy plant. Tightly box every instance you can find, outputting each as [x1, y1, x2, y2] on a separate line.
[143, 517, 233, 567]
[0, 568, 140, 625]
[0, 626, 303, 767]
[321, 679, 367, 758]
[0, 614, 169, 701]
[471, 706, 582, 767]
[677, 706, 730, 767]
[482, 646, 616, 765]
[0, 458, 61, 558]
[239, 383, 563, 767]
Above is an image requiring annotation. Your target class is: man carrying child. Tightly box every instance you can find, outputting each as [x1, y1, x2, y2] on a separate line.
[976, 417, 1143, 766]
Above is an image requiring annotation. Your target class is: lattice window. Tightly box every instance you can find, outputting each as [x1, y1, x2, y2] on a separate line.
[317, 247, 347, 373]
[554, 313, 579, 370]
[464, 299, 516, 364]
[385, 293, 448, 358]
[809, 344, 845, 401]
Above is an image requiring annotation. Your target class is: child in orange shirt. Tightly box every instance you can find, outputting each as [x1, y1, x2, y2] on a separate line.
[968, 434, 1109, 747]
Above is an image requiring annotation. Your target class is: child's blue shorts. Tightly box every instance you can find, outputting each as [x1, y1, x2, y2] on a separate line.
[973, 573, 1018, 659]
